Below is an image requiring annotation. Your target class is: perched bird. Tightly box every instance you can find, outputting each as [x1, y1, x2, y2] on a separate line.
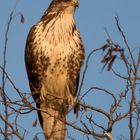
[25, 0, 84, 139]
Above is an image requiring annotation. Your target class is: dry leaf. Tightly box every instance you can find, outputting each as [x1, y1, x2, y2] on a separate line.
[20, 14, 25, 24]
[33, 118, 38, 127]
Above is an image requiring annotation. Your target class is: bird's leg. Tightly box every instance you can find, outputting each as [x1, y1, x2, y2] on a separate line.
[40, 83, 47, 101]
[67, 86, 79, 117]
[66, 85, 75, 107]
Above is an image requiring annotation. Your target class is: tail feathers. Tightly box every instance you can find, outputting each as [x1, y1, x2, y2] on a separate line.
[40, 104, 67, 140]
[74, 101, 79, 118]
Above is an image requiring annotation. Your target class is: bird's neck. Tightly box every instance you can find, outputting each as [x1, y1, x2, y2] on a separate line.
[41, 11, 76, 44]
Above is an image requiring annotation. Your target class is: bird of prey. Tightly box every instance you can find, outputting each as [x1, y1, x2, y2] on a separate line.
[25, 0, 84, 139]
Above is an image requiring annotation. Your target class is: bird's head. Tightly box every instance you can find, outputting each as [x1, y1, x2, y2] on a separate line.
[49, 0, 79, 14]
[63, 0, 79, 8]
[52, 0, 79, 8]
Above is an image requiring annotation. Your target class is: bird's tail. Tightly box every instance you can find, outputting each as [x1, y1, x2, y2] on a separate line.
[40, 102, 67, 140]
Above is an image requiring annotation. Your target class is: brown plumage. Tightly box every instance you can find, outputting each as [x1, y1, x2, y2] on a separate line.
[25, 0, 84, 139]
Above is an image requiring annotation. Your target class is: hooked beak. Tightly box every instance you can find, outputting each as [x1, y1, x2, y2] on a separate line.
[72, 0, 79, 8]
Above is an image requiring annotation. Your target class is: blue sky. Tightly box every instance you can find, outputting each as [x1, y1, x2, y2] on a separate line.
[1, 0, 140, 139]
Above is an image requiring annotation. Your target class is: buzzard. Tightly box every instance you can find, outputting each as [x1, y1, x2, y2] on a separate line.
[25, 0, 84, 139]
